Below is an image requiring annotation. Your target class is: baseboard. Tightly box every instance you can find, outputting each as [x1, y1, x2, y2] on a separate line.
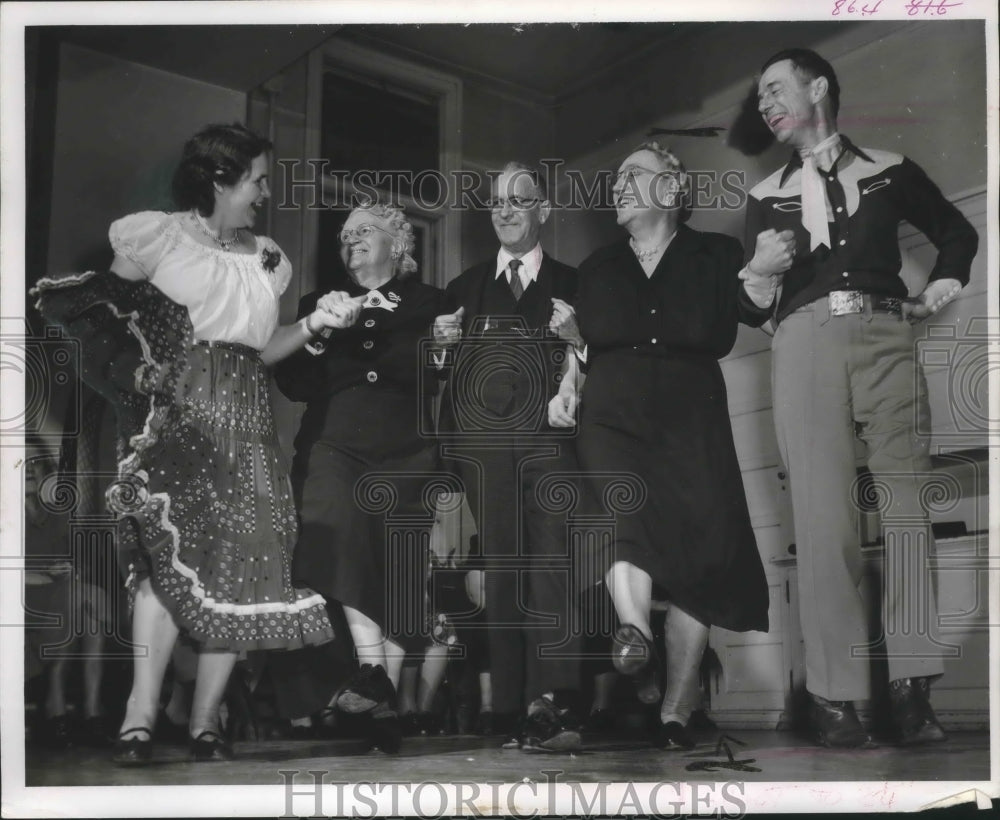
[709, 706, 991, 732]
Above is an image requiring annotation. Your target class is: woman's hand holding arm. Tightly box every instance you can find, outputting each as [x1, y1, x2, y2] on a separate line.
[549, 298, 584, 351]
[548, 344, 584, 428]
[740, 229, 795, 308]
[260, 291, 363, 366]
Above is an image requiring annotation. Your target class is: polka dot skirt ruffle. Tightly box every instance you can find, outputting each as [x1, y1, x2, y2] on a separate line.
[33, 271, 334, 651]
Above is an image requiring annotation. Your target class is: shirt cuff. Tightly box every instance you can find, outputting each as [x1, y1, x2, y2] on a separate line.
[920, 278, 963, 312]
[738, 266, 777, 309]
[573, 344, 588, 365]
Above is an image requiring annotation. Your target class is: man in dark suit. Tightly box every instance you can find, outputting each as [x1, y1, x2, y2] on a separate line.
[433, 161, 583, 752]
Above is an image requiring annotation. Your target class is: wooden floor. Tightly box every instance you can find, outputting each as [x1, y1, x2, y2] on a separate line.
[24, 728, 991, 786]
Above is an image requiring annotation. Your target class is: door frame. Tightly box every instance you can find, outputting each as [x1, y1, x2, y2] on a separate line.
[304, 39, 463, 291]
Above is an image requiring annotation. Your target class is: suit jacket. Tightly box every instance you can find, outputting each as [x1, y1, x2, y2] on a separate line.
[437, 252, 577, 438]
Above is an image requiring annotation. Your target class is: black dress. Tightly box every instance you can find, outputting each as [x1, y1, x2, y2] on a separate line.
[275, 276, 447, 652]
[574, 225, 769, 633]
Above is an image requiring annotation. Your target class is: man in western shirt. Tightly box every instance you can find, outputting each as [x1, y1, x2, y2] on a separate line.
[735, 48, 978, 748]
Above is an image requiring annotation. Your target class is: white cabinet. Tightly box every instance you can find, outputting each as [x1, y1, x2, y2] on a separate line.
[704, 570, 789, 728]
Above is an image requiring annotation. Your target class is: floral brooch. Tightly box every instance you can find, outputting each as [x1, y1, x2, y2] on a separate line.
[260, 244, 282, 273]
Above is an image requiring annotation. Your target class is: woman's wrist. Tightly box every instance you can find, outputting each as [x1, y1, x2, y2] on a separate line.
[302, 313, 320, 336]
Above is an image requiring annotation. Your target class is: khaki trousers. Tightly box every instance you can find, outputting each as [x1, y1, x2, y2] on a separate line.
[772, 301, 945, 701]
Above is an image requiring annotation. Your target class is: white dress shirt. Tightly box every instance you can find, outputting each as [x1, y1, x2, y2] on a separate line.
[495, 244, 543, 291]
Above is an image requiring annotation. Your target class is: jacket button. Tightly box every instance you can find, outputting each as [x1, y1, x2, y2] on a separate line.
[364, 319, 376, 328]
[366, 371, 378, 383]
[363, 340, 374, 350]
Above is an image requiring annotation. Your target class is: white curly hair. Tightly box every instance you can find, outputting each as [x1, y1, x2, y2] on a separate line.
[352, 201, 419, 277]
[631, 140, 693, 223]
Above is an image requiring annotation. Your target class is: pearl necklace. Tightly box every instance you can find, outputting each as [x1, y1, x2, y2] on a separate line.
[192, 211, 241, 250]
[629, 236, 666, 263]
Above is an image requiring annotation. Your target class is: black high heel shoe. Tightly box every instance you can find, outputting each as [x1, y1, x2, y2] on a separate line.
[612, 624, 662, 704]
[336, 664, 395, 714]
[415, 712, 446, 737]
[368, 702, 402, 754]
[38, 714, 75, 750]
[652, 720, 695, 751]
[113, 727, 153, 766]
[190, 729, 234, 762]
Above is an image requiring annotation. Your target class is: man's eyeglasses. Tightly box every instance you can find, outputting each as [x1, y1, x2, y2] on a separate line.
[339, 224, 394, 244]
[487, 196, 540, 212]
[613, 165, 660, 186]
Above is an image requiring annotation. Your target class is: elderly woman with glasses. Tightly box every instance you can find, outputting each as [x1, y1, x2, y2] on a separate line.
[273, 202, 446, 752]
[549, 142, 769, 751]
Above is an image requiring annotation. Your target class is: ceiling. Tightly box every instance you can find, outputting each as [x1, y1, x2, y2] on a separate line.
[50, 25, 342, 92]
[47, 22, 709, 101]
[338, 23, 710, 103]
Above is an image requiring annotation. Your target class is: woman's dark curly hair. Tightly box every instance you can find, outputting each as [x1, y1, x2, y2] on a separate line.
[171, 123, 272, 216]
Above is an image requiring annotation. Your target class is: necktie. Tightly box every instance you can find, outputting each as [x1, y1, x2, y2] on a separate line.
[798, 133, 841, 252]
[508, 259, 523, 300]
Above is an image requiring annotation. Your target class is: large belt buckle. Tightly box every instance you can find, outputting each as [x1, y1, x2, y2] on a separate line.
[829, 290, 863, 316]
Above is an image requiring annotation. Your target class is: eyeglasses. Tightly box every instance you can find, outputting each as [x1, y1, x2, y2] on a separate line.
[338, 223, 394, 245]
[613, 165, 661, 186]
[487, 196, 540, 212]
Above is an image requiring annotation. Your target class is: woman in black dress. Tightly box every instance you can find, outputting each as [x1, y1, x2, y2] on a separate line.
[549, 142, 769, 750]
[274, 203, 446, 749]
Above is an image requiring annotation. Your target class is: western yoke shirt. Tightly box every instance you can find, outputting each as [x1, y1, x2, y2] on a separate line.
[739, 136, 978, 326]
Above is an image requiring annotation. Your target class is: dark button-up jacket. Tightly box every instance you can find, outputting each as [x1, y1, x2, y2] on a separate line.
[275, 276, 445, 403]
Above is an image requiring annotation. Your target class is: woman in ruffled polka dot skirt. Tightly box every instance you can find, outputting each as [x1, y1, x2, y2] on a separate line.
[33, 124, 359, 764]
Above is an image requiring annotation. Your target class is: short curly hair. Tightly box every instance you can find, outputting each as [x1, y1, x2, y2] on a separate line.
[350, 201, 419, 277]
[172, 123, 273, 216]
[630, 140, 693, 223]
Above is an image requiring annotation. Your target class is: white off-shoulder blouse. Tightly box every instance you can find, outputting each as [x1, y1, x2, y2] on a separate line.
[109, 211, 293, 351]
